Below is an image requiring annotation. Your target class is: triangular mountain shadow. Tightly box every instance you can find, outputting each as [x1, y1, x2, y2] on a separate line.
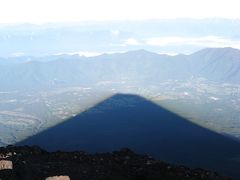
[18, 94, 240, 178]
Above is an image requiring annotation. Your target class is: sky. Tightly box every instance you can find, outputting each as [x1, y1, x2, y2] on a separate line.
[0, 0, 240, 24]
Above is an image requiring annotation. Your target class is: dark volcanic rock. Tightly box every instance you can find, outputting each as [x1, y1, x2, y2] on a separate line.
[0, 146, 231, 180]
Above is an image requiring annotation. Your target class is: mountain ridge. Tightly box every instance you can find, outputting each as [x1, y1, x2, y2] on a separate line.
[0, 47, 240, 91]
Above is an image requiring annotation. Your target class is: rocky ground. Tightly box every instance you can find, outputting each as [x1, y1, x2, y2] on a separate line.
[0, 146, 231, 180]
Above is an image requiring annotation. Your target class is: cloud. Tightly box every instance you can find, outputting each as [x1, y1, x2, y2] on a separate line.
[120, 36, 240, 50]
[111, 30, 120, 37]
[55, 51, 102, 57]
[55, 51, 126, 57]
[11, 52, 25, 57]
[123, 38, 142, 46]
[145, 36, 240, 49]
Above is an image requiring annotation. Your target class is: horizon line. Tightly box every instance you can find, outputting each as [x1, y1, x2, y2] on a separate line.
[1, 47, 239, 59]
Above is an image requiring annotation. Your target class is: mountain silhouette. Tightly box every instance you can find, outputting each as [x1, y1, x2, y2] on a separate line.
[18, 94, 240, 178]
[1, 47, 240, 91]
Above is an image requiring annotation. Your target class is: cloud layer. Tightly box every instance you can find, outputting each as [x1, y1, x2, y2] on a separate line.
[123, 36, 240, 49]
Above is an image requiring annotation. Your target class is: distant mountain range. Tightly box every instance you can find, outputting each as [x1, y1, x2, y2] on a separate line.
[1, 19, 240, 57]
[0, 47, 240, 91]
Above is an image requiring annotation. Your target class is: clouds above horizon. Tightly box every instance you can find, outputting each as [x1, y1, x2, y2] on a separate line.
[121, 36, 240, 50]
[123, 38, 143, 46]
[1, 19, 240, 57]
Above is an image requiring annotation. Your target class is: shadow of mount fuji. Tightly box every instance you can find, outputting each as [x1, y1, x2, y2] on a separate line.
[18, 93, 240, 178]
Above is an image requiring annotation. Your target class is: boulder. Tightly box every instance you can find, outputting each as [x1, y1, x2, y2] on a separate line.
[45, 175, 70, 180]
[0, 160, 13, 170]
